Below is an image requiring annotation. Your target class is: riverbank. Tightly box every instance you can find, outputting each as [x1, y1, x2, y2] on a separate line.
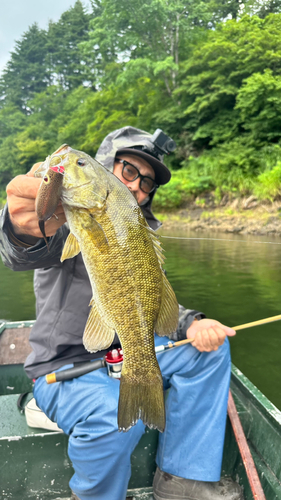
[156, 196, 281, 236]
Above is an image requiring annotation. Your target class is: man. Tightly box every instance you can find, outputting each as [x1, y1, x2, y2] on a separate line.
[0, 127, 242, 500]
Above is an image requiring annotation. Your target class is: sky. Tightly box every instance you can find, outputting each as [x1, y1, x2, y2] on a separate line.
[0, 0, 91, 76]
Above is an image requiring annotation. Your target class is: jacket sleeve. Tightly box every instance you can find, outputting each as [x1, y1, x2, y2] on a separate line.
[0, 204, 68, 271]
[170, 304, 206, 341]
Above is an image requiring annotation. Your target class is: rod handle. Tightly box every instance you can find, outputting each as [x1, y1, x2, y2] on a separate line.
[46, 359, 105, 384]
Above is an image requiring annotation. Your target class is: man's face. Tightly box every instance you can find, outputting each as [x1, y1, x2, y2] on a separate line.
[113, 154, 156, 205]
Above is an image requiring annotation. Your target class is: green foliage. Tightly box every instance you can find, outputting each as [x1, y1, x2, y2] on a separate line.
[236, 69, 281, 142]
[2, 2, 281, 205]
[252, 144, 281, 200]
[46, 1, 92, 90]
[0, 136, 26, 185]
[254, 163, 281, 200]
[181, 138, 261, 195]
[0, 24, 50, 111]
[153, 180, 184, 211]
[175, 14, 281, 153]
[0, 104, 27, 142]
[153, 168, 213, 210]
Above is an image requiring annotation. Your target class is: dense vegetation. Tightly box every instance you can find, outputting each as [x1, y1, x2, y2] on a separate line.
[1, 0, 281, 209]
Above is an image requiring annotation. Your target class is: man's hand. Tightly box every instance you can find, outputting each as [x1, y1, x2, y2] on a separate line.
[6, 162, 66, 241]
[186, 318, 236, 352]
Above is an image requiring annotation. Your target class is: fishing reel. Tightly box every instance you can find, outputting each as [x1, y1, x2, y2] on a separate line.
[104, 348, 123, 379]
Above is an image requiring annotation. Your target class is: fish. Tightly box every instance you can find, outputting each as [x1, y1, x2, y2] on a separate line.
[35, 144, 179, 432]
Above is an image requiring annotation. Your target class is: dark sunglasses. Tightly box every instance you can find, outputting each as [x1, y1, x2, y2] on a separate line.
[115, 159, 158, 194]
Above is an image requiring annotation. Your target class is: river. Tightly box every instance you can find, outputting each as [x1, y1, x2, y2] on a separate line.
[0, 228, 281, 410]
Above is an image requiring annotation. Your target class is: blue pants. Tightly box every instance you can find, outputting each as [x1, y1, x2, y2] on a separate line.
[33, 335, 231, 500]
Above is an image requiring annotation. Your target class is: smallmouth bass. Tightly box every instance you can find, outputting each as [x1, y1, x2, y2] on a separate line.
[35, 144, 179, 432]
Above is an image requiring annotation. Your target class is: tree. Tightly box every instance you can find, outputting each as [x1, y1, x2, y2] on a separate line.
[46, 0, 92, 90]
[177, 14, 281, 151]
[0, 24, 50, 111]
[236, 69, 281, 143]
[253, 0, 281, 18]
[2, 0, 281, 201]
[81, 0, 216, 94]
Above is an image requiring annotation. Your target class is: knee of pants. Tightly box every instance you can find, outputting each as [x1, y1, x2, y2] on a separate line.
[158, 337, 231, 389]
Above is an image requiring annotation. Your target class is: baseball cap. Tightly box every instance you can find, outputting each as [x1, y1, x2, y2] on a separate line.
[95, 126, 173, 185]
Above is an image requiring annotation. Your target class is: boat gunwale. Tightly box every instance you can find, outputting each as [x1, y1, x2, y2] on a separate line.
[231, 363, 281, 428]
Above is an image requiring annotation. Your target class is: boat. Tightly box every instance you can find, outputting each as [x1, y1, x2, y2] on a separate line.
[0, 320, 281, 500]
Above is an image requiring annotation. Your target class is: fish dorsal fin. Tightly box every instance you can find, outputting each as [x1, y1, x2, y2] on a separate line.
[152, 234, 165, 266]
[83, 299, 115, 353]
[61, 233, 81, 262]
[155, 273, 179, 338]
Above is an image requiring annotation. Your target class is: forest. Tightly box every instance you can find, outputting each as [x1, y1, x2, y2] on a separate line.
[1, 0, 281, 210]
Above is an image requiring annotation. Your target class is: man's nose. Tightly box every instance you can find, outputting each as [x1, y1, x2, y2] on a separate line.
[127, 177, 141, 191]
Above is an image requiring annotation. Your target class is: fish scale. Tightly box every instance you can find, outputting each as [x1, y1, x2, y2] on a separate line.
[35, 144, 179, 432]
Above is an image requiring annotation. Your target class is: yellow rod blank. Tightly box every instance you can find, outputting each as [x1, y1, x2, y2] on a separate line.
[232, 314, 281, 331]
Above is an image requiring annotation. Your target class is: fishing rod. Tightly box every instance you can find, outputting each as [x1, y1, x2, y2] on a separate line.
[159, 235, 281, 246]
[45, 313, 281, 384]
[156, 313, 281, 352]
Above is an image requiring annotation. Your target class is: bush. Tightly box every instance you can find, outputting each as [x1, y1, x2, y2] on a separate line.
[254, 163, 281, 201]
[153, 168, 213, 210]
[182, 139, 261, 195]
[153, 177, 184, 210]
[154, 140, 281, 210]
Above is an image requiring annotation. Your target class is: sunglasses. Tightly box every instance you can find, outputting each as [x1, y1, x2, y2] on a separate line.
[115, 159, 158, 194]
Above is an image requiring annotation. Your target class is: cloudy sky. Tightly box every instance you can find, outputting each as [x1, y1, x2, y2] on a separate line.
[0, 0, 91, 75]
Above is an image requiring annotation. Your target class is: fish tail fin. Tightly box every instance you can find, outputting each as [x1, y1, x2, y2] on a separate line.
[118, 367, 165, 432]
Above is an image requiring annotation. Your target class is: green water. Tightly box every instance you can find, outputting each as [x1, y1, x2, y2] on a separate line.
[0, 262, 35, 321]
[160, 228, 281, 411]
[1, 228, 281, 410]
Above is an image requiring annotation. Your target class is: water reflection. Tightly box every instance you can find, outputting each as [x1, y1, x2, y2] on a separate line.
[159, 228, 281, 410]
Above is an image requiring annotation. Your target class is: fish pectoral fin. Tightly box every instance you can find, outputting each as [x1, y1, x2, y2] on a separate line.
[83, 300, 115, 353]
[61, 233, 81, 262]
[155, 273, 179, 338]
[81, 213, 109, 252]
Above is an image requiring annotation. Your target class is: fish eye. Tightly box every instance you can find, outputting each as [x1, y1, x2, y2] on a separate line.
[43, 174, 50, 183]
[77, 158, 87, 167]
